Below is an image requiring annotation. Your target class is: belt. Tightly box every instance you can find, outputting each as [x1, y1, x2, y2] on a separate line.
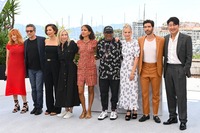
[167, 63, 182, 66]
[167, 63, 183, 68]
[46, 59, 56, 61]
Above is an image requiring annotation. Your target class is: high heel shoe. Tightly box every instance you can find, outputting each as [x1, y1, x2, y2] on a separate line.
[125, 110, 131, 121]
[12, 100, 20, 113]
[132, 110, 137, 119]
[20, 102, 29, 114]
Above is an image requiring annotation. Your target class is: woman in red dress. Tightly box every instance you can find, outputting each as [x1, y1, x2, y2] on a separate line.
[5, 29, 28, 114]
[77, 25, 97, 119]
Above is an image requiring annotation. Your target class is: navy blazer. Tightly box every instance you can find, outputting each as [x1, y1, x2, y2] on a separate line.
[24, 36, 46, 73]
[163, 33, 193, 78]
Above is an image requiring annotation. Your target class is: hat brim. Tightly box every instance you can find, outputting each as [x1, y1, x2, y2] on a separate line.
[104, 31, 113, 34]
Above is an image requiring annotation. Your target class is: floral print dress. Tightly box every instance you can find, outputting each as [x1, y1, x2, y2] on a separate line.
[118, 39, 140, 110]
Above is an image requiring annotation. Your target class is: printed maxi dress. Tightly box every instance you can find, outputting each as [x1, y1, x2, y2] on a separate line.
[118, 39, 140, 110]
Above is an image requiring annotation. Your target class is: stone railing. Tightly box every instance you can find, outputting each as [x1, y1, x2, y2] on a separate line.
[191, 59, 200, 77]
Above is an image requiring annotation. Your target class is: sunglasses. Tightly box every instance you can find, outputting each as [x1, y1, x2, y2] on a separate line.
[26, 30, 34, 33]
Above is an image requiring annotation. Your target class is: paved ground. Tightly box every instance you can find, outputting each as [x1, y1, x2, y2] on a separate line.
[0, 78, 199, 133]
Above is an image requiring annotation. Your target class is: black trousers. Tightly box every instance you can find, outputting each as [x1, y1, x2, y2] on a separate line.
[99, 79, 120, 111]
[164, 64, 187, 123]
[44, 61, 61, 114]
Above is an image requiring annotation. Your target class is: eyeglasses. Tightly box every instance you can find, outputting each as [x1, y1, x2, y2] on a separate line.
[26, 30, 34, 33]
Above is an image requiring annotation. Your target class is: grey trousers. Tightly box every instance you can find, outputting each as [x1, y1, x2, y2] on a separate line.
[164, 64, 187, 123]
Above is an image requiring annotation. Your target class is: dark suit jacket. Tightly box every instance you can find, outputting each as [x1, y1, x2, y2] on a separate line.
[24, 36, 46, 74]
[163, 33, 193, 78]
[138, 35, 165, 77]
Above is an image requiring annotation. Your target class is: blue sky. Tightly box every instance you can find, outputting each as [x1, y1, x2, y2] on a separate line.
[14, 0, 200, 28]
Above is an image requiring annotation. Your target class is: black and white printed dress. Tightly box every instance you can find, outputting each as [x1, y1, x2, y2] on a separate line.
[118, 39, 140, 110]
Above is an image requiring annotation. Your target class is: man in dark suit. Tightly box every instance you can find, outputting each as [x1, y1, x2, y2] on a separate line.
[24, 24, 45, 115]
[163, 17, 192, 131]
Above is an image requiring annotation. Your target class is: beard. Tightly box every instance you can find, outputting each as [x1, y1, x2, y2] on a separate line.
[145, 30, 153, 35]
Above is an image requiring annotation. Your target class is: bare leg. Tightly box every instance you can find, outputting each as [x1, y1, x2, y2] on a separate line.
[21, 95, 27, 103]
[13, 95, 18, 101]
[85, 86, 94, 119]
[78, 86, 86, 119]
[68, 107, 73, 113]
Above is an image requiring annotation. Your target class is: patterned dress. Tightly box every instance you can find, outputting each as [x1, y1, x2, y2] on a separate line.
[77, 40, 97, 86]
[118, 39, 140, 110]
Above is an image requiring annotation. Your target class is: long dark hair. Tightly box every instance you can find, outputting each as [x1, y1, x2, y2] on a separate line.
[79, 24, 95, 40]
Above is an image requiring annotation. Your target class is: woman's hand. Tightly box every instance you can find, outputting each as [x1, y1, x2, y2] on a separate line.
[115, 37, 119, 42]
[129, 73, 135, 81]
[5, 69, 7, 76]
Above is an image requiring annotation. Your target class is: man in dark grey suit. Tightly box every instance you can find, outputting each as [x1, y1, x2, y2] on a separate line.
[163, 17, 192, 131]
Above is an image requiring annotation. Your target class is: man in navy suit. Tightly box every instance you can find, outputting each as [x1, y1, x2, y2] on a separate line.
[163, 17, 192, 131]
[24, 24, 45, 115]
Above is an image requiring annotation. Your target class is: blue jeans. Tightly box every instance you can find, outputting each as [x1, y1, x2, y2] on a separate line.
[28, 69, 43, 109]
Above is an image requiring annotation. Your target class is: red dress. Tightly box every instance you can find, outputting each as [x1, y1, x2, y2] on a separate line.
[5, 44, 26, 96]
[77, 40, 97, 86]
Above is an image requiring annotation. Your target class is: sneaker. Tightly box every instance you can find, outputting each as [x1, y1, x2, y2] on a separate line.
[98, 111, 108, 120]
[63, 112, 73, 119]
[110, 111, 118, 120]
[139, 115, 150, 122]
[57, 111, 67, 117]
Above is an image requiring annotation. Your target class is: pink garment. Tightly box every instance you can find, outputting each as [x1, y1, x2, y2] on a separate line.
[77, 40, 97, 86]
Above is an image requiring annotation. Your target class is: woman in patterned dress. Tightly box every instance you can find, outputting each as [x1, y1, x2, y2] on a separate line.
[77, 25, 97, 119]
[118, 24, 140, 121]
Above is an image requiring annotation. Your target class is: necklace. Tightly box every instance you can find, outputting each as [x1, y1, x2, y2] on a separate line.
[103, 41, 112, 58]
[83, 39, 90, 44]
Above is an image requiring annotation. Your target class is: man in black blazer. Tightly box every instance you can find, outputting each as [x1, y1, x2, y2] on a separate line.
[163, 17, 192, 131]
[24, 24, 45, 115]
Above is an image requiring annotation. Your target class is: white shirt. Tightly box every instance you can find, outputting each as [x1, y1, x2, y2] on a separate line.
[167, 32, 181, 64]
[143, 38, 157, 63]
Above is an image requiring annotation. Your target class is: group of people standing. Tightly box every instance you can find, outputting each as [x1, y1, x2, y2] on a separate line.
[4, 16, 192, 131]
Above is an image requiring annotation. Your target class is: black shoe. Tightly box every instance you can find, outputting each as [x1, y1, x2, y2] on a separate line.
[153, 116, 161, 123]
[30, 107, 37, 114]
[139, 115, 150, 122]
[180, 122, 186, 130]
[125, 110, 131, 121]
[20, 102, 29, 114]
[132, 110, 137, 119]
[163, 118, 178, 125]
[35, 108, 43, 115]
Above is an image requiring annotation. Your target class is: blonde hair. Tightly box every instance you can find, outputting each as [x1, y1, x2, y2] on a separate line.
[123, 23, 132, 32]
[57, 28, 71, 45]
[8, 29, 23, 45]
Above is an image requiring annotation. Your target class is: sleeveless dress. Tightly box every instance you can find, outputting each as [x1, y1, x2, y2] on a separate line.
[5, 44, 26, 96]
